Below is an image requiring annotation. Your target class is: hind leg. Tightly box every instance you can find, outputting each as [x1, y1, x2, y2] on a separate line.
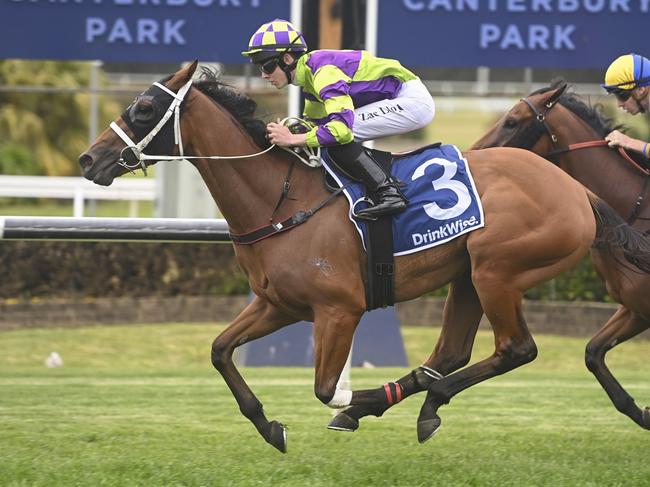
[417, 279, 538, 442]
[585, 306, 650, 429]
[329, 272, 484, 431]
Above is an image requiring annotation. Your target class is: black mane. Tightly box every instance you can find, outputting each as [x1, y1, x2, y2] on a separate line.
[530, 79, 621, 137]
[192, 67, 270, 148]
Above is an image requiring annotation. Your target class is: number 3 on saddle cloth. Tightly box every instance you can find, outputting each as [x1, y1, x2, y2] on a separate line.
[321, 143, 485, 309]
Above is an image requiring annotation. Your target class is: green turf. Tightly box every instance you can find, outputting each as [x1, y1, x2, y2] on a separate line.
[0, 324, 648, 486]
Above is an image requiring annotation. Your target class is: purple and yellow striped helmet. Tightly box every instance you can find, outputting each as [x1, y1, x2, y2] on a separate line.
[242, 19, 307, 62]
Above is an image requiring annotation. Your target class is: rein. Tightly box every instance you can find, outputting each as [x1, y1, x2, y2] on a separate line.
[521, 94, 650, 225]
[545, 140, 650, 176]
[109, 81, 321, 173]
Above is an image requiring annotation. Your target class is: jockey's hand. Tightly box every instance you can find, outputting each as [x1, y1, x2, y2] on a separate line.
[266, 122, 307, 147]
[605, 130, 636, 151]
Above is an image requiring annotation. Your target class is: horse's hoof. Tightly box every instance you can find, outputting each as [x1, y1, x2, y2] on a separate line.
[417, 416, 442, 444]
[327, 411, 359, 432]
[267, 420, 287, 453]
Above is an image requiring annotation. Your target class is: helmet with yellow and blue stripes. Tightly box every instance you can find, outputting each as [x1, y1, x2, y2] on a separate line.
[602, 53, 650, 96]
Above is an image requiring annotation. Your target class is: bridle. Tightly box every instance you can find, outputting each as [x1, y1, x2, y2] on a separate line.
[108, 79, 321, 176]
[520, 90, 650, 225]
[520, 92, 648, 174]
[106, 75, 343, 244]
[520, 95, 561, 149]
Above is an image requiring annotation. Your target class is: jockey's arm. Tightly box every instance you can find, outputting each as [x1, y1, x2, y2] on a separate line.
[303, 66, 355, 148]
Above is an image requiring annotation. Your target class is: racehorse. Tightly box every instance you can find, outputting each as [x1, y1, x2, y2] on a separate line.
[79, 62, 650, 453]
[472, 80, 650, 430]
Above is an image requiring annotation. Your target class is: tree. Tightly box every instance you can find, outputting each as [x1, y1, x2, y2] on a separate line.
[0, 60, 120, 176]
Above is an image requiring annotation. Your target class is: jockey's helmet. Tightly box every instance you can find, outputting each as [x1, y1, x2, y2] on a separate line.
[602, 53, 650, 95]
[242, 19, 308, 64]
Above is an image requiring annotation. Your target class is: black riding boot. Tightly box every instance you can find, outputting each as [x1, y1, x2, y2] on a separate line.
[329, 145, 408, 220]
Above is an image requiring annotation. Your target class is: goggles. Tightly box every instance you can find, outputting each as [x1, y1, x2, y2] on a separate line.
[257, 57, 281, 75]
[603, 75, 650, 101]
[605, 86, 633, 102]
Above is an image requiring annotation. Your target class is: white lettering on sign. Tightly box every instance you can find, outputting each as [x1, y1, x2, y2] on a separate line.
[400, 0, 645, 55]
[11, 0, 262, 5]
[402, 0, 639, 12]
[480, 23, 575, 50]
[86, 17, 186, 45]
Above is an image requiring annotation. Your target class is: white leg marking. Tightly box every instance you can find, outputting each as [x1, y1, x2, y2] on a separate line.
[327, 388, 352, 408]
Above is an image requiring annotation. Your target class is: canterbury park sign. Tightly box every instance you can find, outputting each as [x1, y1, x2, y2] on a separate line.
[377, 1, 649, 68]
[0, 0, 289, 63]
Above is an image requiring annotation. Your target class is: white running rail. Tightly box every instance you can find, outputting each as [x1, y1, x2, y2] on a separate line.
[0, 175, 155, 217]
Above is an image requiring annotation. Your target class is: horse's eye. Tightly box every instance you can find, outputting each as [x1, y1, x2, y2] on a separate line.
[503, 118, 518, 130]
[131, 101, 155, 123]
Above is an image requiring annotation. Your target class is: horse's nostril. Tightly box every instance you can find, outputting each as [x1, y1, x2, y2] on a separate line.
[78, 153, 93, 170]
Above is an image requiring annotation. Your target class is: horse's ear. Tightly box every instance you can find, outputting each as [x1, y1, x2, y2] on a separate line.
[180, 60, 199, 81]
[546, 83, 568, 107]
[168, 60, 199, 90]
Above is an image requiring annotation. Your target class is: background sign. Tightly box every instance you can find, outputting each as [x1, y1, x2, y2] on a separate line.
[0, 0, 289, 63]
[377, 1, 649, 68]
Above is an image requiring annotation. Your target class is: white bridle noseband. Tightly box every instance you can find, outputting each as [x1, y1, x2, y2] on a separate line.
[109, 79, 320, 175]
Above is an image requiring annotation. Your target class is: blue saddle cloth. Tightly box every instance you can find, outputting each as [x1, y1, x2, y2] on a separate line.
[321, 144, 485, 256]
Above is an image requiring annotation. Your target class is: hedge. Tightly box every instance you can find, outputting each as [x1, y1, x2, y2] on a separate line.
[0, 242, 607, 302]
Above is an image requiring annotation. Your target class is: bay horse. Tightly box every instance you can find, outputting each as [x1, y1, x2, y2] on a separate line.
[79, 62, 650, 453]
[472, 80, 650, 430]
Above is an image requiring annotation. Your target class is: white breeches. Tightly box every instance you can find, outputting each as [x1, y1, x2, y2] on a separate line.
[353, 78, 435, 142]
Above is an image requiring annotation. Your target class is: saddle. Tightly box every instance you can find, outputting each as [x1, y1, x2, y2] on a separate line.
[324, 143, 443, 310]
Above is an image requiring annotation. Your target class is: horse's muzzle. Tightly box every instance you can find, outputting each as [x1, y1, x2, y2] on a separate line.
[78, 153, 94, 174]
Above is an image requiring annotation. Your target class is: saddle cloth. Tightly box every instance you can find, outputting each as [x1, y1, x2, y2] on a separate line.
[322, 144, 485, 256]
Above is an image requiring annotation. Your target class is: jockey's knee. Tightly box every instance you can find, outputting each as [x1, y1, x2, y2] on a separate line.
[327, 141, 363, 165]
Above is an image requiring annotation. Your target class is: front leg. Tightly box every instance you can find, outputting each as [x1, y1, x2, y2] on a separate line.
[329, 272, 484, 431]
[211, 296, 297, 453]
[311, 304, 364, 409]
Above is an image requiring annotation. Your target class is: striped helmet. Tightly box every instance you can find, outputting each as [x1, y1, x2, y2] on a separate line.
[241, 19, 307, 62]
[603, 53, 650, 91]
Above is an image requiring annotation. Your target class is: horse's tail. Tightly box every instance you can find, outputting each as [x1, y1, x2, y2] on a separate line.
[588, 192, 650, 273]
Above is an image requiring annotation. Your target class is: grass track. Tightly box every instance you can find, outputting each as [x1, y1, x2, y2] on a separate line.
[0, 323, 648, 486]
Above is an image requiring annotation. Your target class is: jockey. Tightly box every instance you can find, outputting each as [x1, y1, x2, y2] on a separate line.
[602, 53, 650, 159]
[242, 19, 435, 220]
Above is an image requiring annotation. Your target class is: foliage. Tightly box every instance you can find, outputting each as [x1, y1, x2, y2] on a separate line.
[0, 143, 39, 175]
[0, 241, 609, 301]
[425, 255, 608, 302]
[0, 242, 249, 300]
[525, 254, 610, 302]
[0, 60, 121, 176]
